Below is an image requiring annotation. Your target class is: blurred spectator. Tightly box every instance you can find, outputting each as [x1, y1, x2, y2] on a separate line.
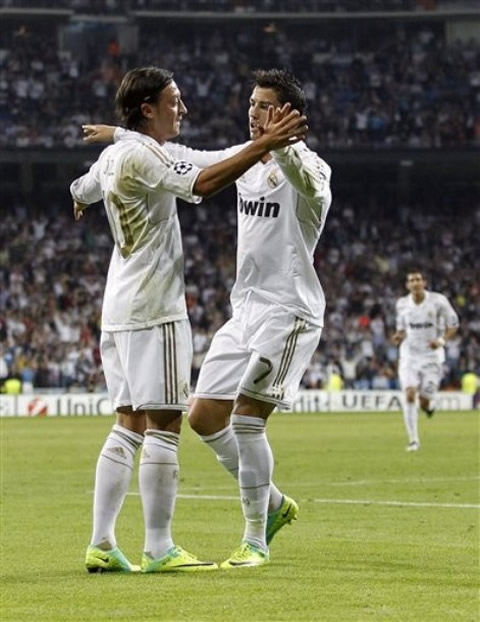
[460, 369, 479, 408]
[0, 20, 478, 149]
[1, 193, 477, 393]
[3, 375, 22, 394]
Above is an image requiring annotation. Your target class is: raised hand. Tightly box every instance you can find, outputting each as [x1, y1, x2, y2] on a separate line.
[82, 124, 116, 144]
[257, 103, 308, 150]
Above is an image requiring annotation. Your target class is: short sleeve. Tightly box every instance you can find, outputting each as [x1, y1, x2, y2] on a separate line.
[396, 300, 406, 331]
[130, 142, 202, 204]
[438, 295, 459, 328]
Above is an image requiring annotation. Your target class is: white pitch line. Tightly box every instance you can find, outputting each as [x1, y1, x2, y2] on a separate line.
[173, 475, 480, 492]
[327, 475, 480, 487]
[312, 498, 480, 509]
[123, 491, 479, 509]
[179, 494, 239, 501]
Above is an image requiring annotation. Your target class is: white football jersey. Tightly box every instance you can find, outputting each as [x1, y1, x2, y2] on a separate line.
[396, 290, 459, 362]
[156, 138, 332, 327]
[70, 131, 202, 331]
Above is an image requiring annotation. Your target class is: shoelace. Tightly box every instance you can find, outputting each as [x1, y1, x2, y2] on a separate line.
[174, 547, 199, 562]
[232, 544, 256, 560]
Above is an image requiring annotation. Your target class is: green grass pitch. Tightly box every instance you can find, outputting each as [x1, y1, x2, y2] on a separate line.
[1, 411, 479, 621]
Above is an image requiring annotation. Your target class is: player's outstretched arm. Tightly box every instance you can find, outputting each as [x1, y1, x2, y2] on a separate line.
[83, 124, 116, 144]
[193, 104, 307, 197]
[70, 159, 102, 212]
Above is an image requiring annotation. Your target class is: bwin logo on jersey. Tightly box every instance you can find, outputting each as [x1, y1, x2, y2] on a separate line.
[409, 321, 434, 329]
[239, 195, 280, 218]
[173, 160, 193, 175]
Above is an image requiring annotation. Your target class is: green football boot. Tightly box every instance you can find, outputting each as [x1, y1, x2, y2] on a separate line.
[266, 495, 299, 545]
[85, 545, 140, 573]
[141, 545, 218, 573]
[220, 542, 269, 569]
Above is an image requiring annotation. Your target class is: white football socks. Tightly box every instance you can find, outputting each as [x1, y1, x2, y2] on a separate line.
[403, 400, 419, 444]
[90, 423, 143, 550]
[231, 414, 273, 551]
[200, 424, 283, 513]
[200, 424, 239, 478]
[139, 429, 180, 560]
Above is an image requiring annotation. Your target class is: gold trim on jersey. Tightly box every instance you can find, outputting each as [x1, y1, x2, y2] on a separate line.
[144, 143, 173, 168]
[162, 322, 178, 405]
[272, 318, 307, 398]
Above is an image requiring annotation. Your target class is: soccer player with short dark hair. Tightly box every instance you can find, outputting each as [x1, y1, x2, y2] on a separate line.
[391, 270, 459, 452]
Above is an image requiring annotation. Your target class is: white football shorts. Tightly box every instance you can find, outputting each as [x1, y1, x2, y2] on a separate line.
[101, 320, 192, 411]
[194, 299, 322, 410]
[398, 358, 442, 399]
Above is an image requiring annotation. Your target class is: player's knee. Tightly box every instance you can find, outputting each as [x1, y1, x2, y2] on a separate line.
[405, 388, 416, 403]
[188, 398, 232, 435]
[146, 410, 183, 434]
[116, 407, 146, 435]
[187, 404, 204, 434]
[234, 393, 274, 419]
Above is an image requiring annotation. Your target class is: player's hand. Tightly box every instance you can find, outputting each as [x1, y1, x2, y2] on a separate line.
[259, 103, 308, 150]
[82, 124, 116, 144]
[429, 338, 444, 350]
[390, 333, 403, 346]
[73, 201, 88, 221]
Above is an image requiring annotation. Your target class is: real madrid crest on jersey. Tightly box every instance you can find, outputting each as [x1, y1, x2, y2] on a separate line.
[267, 169, 279, 188]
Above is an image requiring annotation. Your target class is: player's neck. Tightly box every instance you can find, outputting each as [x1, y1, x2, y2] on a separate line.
[141, 127, 166, 145]
[412, 291, 426, 304]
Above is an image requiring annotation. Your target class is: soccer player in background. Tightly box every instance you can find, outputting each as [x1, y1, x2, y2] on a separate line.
[71, 66, 307, 573]
[391, 270, 459, 452]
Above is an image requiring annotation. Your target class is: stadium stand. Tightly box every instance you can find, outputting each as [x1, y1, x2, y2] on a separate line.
[0, 2, 478, 393]
[1, 17, 478, 149]
[1, 191, 478, 392]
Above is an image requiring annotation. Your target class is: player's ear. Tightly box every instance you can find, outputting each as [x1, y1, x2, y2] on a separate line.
[140, 102, 154, 120]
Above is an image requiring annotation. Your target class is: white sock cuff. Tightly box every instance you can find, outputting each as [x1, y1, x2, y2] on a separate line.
[111, 424, 144, 449]
[231, 414, 266, 432]
[200, 425, 233, 443]
[144, 429, 180, 450]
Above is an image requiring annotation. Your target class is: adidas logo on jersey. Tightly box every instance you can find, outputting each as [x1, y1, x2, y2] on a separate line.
[239, 195, 280, 218]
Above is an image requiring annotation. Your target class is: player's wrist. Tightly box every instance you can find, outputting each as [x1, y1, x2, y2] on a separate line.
[437, 337, 446, 347]
[251, 135, 271, 156]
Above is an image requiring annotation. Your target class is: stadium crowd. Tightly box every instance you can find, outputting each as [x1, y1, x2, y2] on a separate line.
[1, 19, 479, 149]
[0, 1, 427, 13]
[1, 6, 478, 397]
[1, 192, 478, 394]
[3, 1, 476, 13]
